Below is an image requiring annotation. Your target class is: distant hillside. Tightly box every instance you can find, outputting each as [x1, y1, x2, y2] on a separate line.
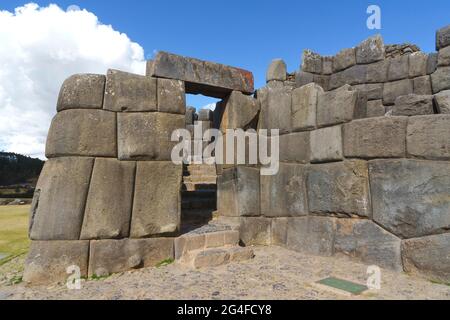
[0, 152, 44, 187]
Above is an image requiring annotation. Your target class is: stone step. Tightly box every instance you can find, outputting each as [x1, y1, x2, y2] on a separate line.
[180, 246, 255, 269]
[181, 198, 216, 210]
[183, 175, 217, 184]
[183, 168, 217, 176]
[182, 182, 216, 191]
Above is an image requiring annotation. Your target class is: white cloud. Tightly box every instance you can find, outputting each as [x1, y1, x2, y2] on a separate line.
[200, 103, 216, 111]
[0, 3, 146, 159]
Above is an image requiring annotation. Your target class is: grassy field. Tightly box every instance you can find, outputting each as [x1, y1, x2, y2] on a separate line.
[0, 205, 30, 264]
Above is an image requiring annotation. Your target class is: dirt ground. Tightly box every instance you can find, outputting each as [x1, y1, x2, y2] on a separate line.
[0, 246, 449, 300]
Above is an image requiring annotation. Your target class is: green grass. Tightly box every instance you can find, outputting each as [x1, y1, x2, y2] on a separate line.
[0, 205, 31, 263]
[156, 258, 174, 268]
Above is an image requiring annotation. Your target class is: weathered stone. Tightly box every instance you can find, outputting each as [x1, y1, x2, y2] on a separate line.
[80, 159, 135, 240]
[434, 90, 450, 113]
[197, 108, 213, 121]
[343, 116, 407, 158]
[431, 66, 450, 93]
[393, 94, 434, 116]
[204, 231, 237, 248]
[279, 132, 310, 163]
[266, 59, 287, 82]
[239, 217, 271, 246]
[322, 56, 333, 75]
[117, 112, 184, 161]
[356, 34, 385, 64]
[294, 71, 314, 88]
[229, 246, 255, 262]
[406, 115, 450, 160]
[130, 162, 182, 237]
[369, 159, 450, 238]
[310, 125, 343, 162]
[333, 47, 356, 72]
[23, 240, 89, 284]
[46, 109, 116, 158]
[317, 85, 358, 127]
[436, 25, 450, 50]
[366, 60, 389, 83]
[341, 64, 367, 86]
[88, 238, 174, 276]
[219, 91, 259, 132]
[313, 74, 330, 91]
[29, 157, 94, 240]
[409, 52, 428, 77]
[413, 75, 432, 95]
[291, 83, 322, 131]
[352, 83, 383, 100]
[217, 167, 260, 217]
[335, 219, 402, 271]
[57, 74, 105, 111]
[146, 59, 154, 75]
[104, 69, 157, 112]
[383, 79, 413, 105]
[260, 163, 308, 217]
[157, 78, 186, 114]
[185, 106, 196, 124]
[427, 53, 438, 74]
[307, 160, 371, 217]
[438, 46, 450, 67]
[286, 216, 336, 256]
[366, 100, 385, 117]
[191, 248, 230, 268]
[259, 83, 292, 133]
[388, 55, 409, 81]
[271, 218, 288, 246]
[174, 233, 206, 259]
[150, 51, 254, 98]
[402, 233, 450, 283]
[301, 50, 322, 74]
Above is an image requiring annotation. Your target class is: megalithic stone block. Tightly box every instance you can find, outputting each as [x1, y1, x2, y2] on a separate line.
[258, 81, 292, 133]
[383, 79, 413, 105]
[239, 217, 271, 246]
[436, 24, 450, 50]
[185, 106, 196, 124]
[301, 50, 322, 74]
[387, 55, 409, 81]
[80, 158, 136, 240]
[409, 52, 428, 78]
[333, 47, 356, 72]
[46, 109, 117, 158]
[130, 161, 182, 238]
[220, 91, 260, 133]
[434, 90, 450, 113]
[310, 125, 343, 163]
[29, 157, 94, 240]
[431, 66, 450, 93]
[393, 94, 434, 116]
[317, 84, 358, 127]
[291, 83, 322, 131]
[266, 59, 287, 82]
[57, 74, 105, 111]
[149, 51, 254, 98]
[355, 34, 385, 64]
[157, 78, 186, 114]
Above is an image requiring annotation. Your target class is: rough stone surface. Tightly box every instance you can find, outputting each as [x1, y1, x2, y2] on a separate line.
[343, 116, 407, 158]
[294, 71, 314, 88]
[185, 106, 196, 124]
[409, 52, 428, 78]
[352, 83, 383, 100]
[149, 51, 254, 98]
[117, 112, 184, 161]
[436, 25, 450, 50]
[406, 115, 450, 160]
[434, 90, 450, 113]
[46, 109, 116, 158]
[271, 218, 288, 246]
[279, 132, 310, 163]
[330, 64, 367, 89]
[29, 157, 94, 240]
[388, 55, 409, 81]
[130, 162, 182, 238]
[192, 249, 230, 268]
[307, 160, 371, 217]
[219, 91, 259, 132]
[239, 217, 271, 246]
[104, 69, 157, 112]
[286, 216, 336, 256]
[383, 79, 413, 105]
[438, 46, 450, 67]
[431, 66, 450, 93]
[259, 82, 292, 132]
[392, 94, 434, 116]
[89, 238, 174, 276]
[197, 109, 213, 121]
[57, 74, 105, 111]
[80, 158, 135, 240]
[427, 53, 438, 74]
[266, 59, 287, 82]
[413, 75, 432, 95]
[335, 219, 402, 271]
[369, 159, 450, 239]
[260, 163, 308, 217]
[301, 50, 322, 74]
[366, 100, 385, 117]
[291, 83, 322, 131]
[333, 48, 356, 72]
[23, 241, 89, 284]
[322, 56, 333, 75]
[402, 233, 450, 283]
[317, 85, 358, 127]
[310, 125, 343, 162]
[366, 60, 389, 83]
[157, 78, 186, 114]
[356, 35, 385, 64]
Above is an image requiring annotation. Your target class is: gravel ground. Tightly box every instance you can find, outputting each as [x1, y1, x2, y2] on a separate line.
[0, 246, 449, 300]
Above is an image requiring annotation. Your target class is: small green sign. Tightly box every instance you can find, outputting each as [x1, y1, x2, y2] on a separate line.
[317, 277, 368, 295]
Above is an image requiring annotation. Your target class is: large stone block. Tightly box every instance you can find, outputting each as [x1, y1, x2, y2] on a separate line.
[322, 56, 333, 75]
[312, 74, 330, 92]
[185, 106, 196, 124]
[413, 75, 432, 95]
[117, 112, 185, 161]
[388, 55, 409, 81]
[340, 64, 367, 86]
[383, 79, 413, 105]
[217, 166, 260, 217]
[157, 78, 186, 114]
[29, 157, 94, 240]
[88, 238, 174, 276]
[436, 24, 450, 50]
[80, 159, 135, 240]
[260, 163, 308, 217]
[103, 69, 157, 112]
[352, 83, 383, 100]
[434, 89, 450, 113]
[366, 100, 385, 117]
[286, 216, 336, 256]
[369, 159, 450, 238]
[335, 219, 402, 271]
[197, 108, 213, 121]
[431, 66, 450, 93]
[366, 60, 389, 83]
[266, 59, 287, 82]
[271, 218, 288, 246]
[219, 91, 260, 132]
[294, 71, 314, 88]
[356, 34, 385, 64]
[279, 132, 310, 163]
[317, 85, 358, 127]
[291, 83, 322, 131]
[23, 240, 89, 284]
[149, 51, 254, 98]
[130, 162, 182, 238]
[307, 160, 371, 217]
[259, 82, 292, 132]
[392, 94, 434, 116]
[301, 50, 322, 74]
[409, 52, 428, 78]
[427, 53, 438, 74]
[402, 233, 450, 283]
[333, 47, 356, 72]
[438, 46, 450, 67]
[239, 217, 271, 246]
[406, 115, 450, 160]
[310, 125, 343, 162]
[46, 109, 116, 158]
[57, 74, 105, 111]
[343, 116, 407, 158]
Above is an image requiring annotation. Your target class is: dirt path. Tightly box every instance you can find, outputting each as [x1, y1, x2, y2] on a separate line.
[0, 246, 449, 300]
